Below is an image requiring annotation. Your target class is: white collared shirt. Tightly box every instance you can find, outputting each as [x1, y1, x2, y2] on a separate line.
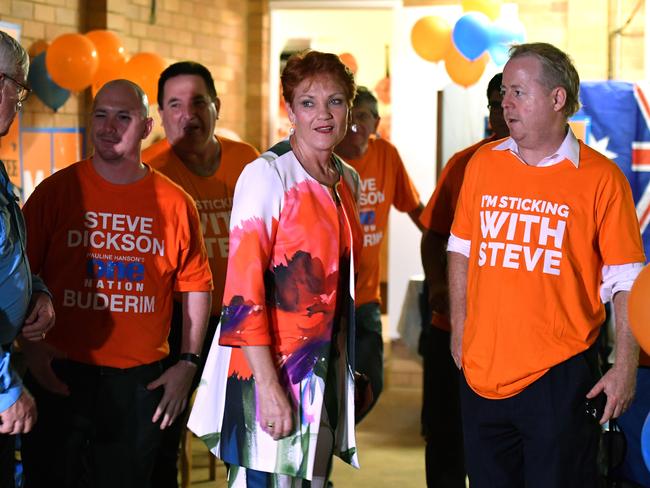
[447, 128, 643, 302]
[492, 127, 580, 168]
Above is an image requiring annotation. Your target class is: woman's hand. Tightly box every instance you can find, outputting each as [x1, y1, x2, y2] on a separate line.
[256, 380, 294, 440]
[242, 345, 295, 440]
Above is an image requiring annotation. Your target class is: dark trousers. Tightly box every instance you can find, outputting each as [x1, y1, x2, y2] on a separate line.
[151, 303, 220, 487]
[354, 302, 384, 422]
[22, 359, 164, 488]
[420, 326, 465, 488]
[460, 349, 601, 488]
[0, 434, 14, 488]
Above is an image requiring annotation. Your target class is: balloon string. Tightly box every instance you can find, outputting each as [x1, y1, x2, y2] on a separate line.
[384, 44, 390, 78]
[149, 0, 157, 24]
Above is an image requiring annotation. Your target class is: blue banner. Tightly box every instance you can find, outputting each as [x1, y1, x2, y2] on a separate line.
[575, 81, 650, 260]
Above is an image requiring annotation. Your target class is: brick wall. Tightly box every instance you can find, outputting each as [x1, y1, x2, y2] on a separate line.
[0, 0, 269, 151]
[0, 1, 644, 152]
[104, 0, 258, 147]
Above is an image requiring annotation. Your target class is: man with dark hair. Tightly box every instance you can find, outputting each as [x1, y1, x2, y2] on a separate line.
[419, 72, 508, 488]
[21, 79, 213, 488]
[335, 86, 423, 421]
[144, 61, 259, 487]
[0, 30, 55, 488]
[448, 43, 644, 487]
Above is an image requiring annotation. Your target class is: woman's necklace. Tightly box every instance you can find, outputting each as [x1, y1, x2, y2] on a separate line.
[292, 139, 340, 187]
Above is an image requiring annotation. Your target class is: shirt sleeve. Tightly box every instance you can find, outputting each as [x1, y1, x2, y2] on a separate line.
[173, 194, 213, 292]
[447, 233, 471, 257]
[0, 347, 22, 414]
[596, 166, 646, 266]
[449, 153, 479, 241]
[600, 262, 644, 303]
[219, 158, 283, 347]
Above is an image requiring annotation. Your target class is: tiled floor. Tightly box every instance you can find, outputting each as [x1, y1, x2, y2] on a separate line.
[185, 339, 426, 487]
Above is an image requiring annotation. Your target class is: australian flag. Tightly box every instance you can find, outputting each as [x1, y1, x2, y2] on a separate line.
[573, 81, 650, 260]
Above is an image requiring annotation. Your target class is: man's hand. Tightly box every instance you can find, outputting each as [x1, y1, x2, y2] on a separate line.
[586, 362, 636, 424]
[147, 361, 196, 429]
[21, 292, 55, 342]
[20, 340, 69, 396]
[0, 389, 37, 434]
[588, 290, 640, 424]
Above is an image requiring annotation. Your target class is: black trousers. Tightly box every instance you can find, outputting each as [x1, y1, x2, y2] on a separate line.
[151, 303, 220, 488]
[420, 326, 465, 488]
[460, 349, 601, 488]
[22, 359, 164, 488]
[0, 434, 14, 488]
[354, 302, 384, 423]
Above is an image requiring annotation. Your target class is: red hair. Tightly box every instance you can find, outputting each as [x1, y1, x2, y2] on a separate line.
[281, 51, 356, 107]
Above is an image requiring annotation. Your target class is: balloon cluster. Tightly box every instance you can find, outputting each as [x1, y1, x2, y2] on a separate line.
[410, 0, 525, 88]
[27, 30, 167, 112]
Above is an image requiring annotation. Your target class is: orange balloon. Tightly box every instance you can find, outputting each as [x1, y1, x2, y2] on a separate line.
[628, 265, 650, 354]
[374, 77, 391, 105]
[122, 52, 167, 104]
[45, 33, 98, 92]
[411, 16, 453, 63]
[85, 30, 127, 89]
[444, 47, 489, 87]
[339, 53, 358, 75]
[28, 40, 49, 58]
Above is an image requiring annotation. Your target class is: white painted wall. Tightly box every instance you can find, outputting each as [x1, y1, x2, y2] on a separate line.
[387, 4, 520, 338]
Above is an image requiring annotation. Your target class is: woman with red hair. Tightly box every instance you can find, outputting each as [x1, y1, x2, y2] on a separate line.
[189, 51, 363, 488]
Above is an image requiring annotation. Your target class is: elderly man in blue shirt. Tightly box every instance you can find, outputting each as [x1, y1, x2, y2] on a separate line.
[0, 30, 54, 487]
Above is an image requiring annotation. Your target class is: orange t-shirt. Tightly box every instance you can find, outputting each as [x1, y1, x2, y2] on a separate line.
[145, 136, 259, 317]
[343, 137, 420, 305]
[142, 138, 168, 161]
[451, 141, 645, 399]
[23, 159, 213, 368]
[420, 136, 497, 331]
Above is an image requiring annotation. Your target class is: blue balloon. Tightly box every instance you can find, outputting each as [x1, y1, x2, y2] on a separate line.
[487, 21, 526, 67]
[28, 52, 70, 112]
[642, 411, 650, 471]
[452, 12, 492, 61]
[490, 22, 526, 46]
[488, 43, 510, 67]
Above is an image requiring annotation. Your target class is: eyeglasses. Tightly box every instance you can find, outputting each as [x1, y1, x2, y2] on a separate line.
[487, 101, 502, 111]
[1, 72, 31, 109]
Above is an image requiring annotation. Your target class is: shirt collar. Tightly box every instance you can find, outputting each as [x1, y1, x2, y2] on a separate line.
[493, 127, 580, 168]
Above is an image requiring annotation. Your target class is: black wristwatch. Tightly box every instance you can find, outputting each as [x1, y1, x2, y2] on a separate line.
[179, 353, 201, 366]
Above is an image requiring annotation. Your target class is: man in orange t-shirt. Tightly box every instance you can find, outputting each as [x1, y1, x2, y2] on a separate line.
[143, 61, 259, 487]
[20, 80, 213, 488]
[419, 73, 508, 488]
[448, 44, 645, 487]
[335, 86, 423, 420]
